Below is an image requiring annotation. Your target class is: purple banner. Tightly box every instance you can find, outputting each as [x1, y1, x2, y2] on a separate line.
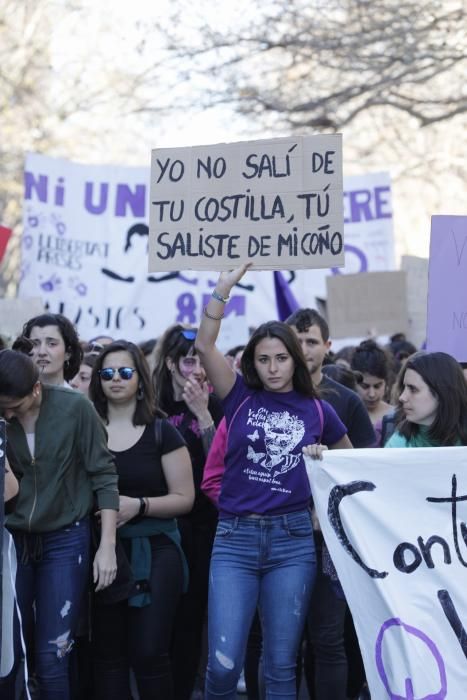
[427, 215, 467, 361]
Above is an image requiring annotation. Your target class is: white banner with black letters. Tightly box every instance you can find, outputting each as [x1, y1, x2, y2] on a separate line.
[307, 447, 467, 699]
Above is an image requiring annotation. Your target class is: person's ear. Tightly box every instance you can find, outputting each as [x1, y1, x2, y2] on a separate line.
[32, 381, 42, 399]
[165, 357, 175, 374]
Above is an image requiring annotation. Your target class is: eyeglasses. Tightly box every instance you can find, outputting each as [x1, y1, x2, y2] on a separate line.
[99, 367, 137, 381]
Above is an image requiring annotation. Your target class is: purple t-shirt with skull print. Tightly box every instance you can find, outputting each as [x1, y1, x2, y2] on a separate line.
[219, 374, 347, 517]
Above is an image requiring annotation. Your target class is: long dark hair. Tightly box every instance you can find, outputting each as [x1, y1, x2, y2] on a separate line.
[394, 351, 467, 446]
[0, 350, 39, 398]
[22, 313, 82, 381]
[89, 340, 159, 426]
[152, 324, 198, 411]
[241, 321, 317, 398]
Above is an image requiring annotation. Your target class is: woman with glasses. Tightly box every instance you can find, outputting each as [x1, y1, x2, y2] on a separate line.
[152, 325, 224, 700]
[0, 349, 118, 700]
[89, 340, 194, 700]
[195, 264, 352, 700]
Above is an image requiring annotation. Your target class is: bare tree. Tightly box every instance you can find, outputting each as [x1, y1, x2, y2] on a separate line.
[0, 0, 170, 295]
[155, 0, 467, 132]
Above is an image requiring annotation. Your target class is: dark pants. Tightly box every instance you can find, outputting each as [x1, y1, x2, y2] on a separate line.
[305, 534, 348, 700]
[0, 519, 90, 700]
[92, 534, 183, 700]
[171, 514, 216, 700]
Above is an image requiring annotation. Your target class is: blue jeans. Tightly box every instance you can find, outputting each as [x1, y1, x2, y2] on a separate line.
[206, 509, 316, 699]
[0, 519, 90, 700]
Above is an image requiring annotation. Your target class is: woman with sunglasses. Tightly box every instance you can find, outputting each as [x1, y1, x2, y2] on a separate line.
[195, 264, 352, 700]
[89, 340, 194, 700]
[0, 349, 118, 700]
[152, 325, 224, 700]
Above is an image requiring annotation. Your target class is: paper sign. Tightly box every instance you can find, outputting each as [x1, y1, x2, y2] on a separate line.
[307, 447, 467, 700]
[426, 215, 467, 361]
[149, 135, 344, 271]
[326, 270, 408, 339]
[0, 297, 44, 341]
[0, 226, 12, 263]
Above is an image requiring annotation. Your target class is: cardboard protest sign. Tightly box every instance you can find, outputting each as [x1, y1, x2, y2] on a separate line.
[426, 215, 467, 362]
[307, 447, 467, 699]
[0, 298, 44, 341]
[401, 255, 428, 349]
[149, 135, 343, 271]
[0, 226, 12, 263]
[326, 270, 408, 339]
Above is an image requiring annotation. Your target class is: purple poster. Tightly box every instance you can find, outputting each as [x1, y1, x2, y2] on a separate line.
[427, 215, 467, 361]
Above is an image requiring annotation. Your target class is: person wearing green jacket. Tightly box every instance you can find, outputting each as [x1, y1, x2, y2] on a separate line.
[0, 348, 119, 700]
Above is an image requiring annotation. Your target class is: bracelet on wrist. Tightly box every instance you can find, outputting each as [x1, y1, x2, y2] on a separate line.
[212, 289, 230, 304]
[137, 497, 146, 518]
[203, 306, 224, 321]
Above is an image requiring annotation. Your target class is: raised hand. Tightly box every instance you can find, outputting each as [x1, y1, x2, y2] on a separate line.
[216, 263, 252, 296]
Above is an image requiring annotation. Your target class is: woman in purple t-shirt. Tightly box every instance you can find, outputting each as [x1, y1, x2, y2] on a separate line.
[196, 264, 352, 700]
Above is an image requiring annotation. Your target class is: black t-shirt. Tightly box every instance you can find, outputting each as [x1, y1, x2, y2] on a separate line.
[318, 375, 375, 448]
[112, 419, 186, 498]
[164, 394, 224, 522]
[164, 394, 224, 492]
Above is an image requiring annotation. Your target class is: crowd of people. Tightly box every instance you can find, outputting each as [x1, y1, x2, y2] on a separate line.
[1, 265, 467, 700]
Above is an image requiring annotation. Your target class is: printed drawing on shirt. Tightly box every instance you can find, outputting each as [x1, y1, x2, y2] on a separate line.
[245, 407, 305, 478]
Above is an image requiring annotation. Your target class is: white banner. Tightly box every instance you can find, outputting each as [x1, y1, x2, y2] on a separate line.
[307, 447, 467, 699]
[19, 153, 393, 343]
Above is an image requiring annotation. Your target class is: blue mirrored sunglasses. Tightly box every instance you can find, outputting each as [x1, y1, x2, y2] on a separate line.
[99, 367, 137, 381]
[180, 329, 197, 341]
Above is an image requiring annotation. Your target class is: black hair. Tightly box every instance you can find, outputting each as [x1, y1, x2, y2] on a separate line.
[138, 338, 158, 357]
[0, 349, 39, 398]
[152, 324, 198, 411]
[322, 363, 361, 392]
[22, 313, 82, 381]
[225, 344, 246, 359]
[240, 321, 317, 397]
[89, 339, 159, 426]
[285, 308, 330, 343]
[394, 351, 467, 446]
[351, 340, 391, 382]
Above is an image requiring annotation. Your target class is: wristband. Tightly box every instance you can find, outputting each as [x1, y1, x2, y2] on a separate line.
[212, 289, 229, 304]
[137, 497, 146, 518]
[203, 306, 224, 321]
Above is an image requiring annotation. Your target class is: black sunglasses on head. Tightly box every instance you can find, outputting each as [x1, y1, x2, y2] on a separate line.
[99, 367, 137, 381]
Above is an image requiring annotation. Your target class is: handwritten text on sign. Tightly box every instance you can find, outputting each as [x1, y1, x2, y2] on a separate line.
[148, 135, 344, 271]
[307, 448, 467, 700]
[426, 215, 467, 362]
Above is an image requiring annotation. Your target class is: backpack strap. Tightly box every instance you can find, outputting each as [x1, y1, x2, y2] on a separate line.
[313, 398, 324, 444]
[226, 395, 251, 443]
